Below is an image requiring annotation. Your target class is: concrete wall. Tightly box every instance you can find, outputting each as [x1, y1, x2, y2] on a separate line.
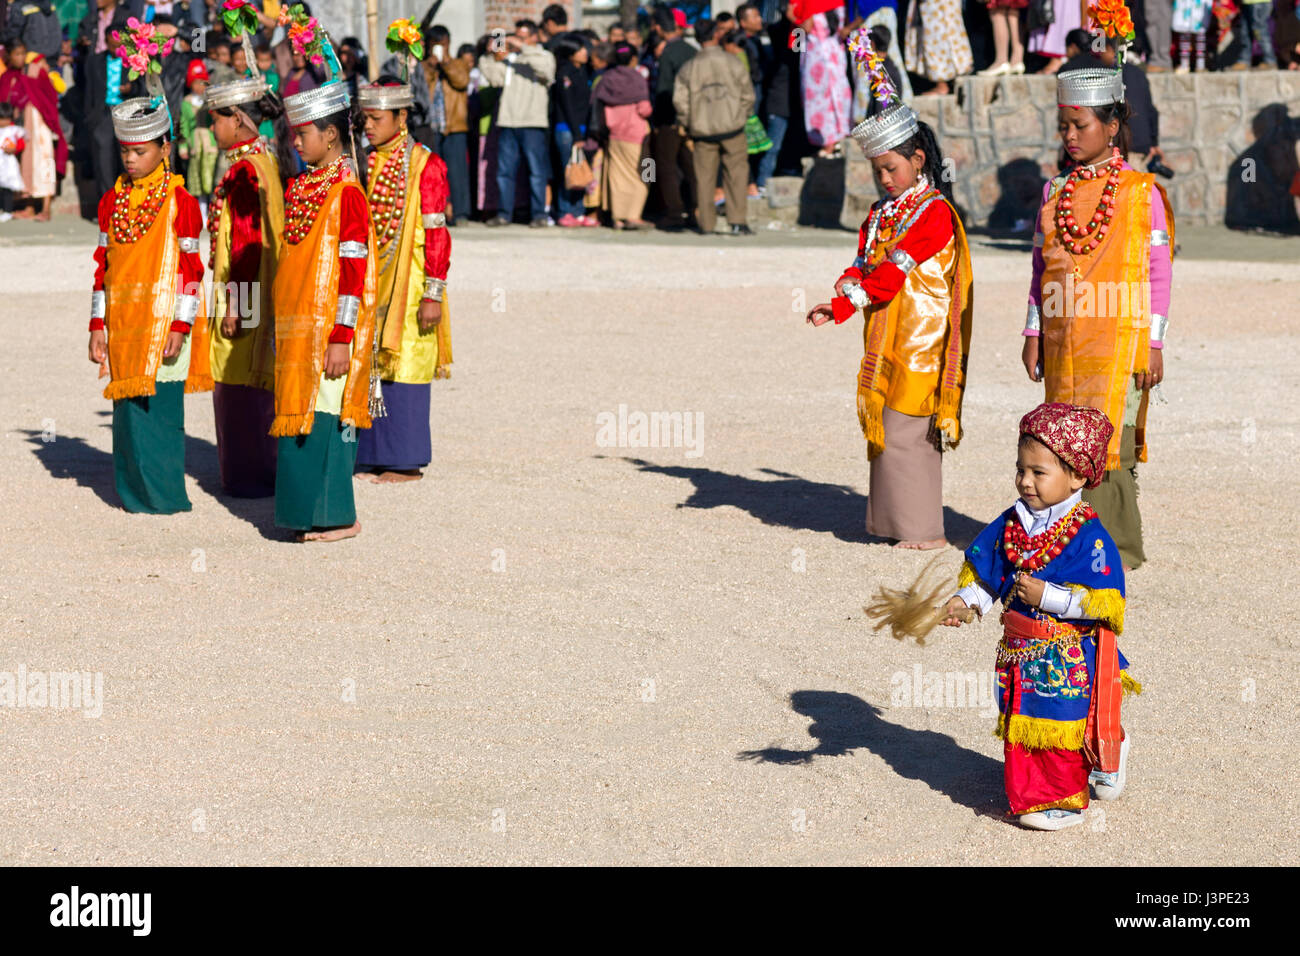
[840, 73, 1300, 232]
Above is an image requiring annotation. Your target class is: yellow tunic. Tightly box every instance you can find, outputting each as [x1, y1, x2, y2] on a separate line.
[209, 147, 284, 390]
[368, 136, 451, 385]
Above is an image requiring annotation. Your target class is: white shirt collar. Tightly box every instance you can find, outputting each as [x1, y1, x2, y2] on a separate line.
[1014, 490, 1082, 537]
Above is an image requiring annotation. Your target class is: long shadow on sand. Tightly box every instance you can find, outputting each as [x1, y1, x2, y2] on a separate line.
[615, 457, 985, 546]
[738, 690, 1005, 817]
[21, 414, 281, 538]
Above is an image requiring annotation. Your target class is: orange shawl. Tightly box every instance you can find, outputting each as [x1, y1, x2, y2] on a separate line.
[103, 175, 211, 399]
[1038, 170, 1174, 469]
[270, 177, 376, 436]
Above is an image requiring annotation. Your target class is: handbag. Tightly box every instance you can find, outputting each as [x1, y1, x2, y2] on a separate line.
[564, 144, 593, 191]
[1026, 0, 1056, 32]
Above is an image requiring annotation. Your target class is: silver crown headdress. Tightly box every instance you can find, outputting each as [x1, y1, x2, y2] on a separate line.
[357, 83, 414, 111]
[1057, 67, 1125, 107]
[205, 76, 270, 112]
[112, 97, 172, 143]
[850, 102, 920, 158]
[284, 82, 351, 126]
[845, 27, 918, 158]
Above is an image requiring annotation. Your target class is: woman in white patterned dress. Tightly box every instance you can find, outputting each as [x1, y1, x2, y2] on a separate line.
[904, 0, 974, 94]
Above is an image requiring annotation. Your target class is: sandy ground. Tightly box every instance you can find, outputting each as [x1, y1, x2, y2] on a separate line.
[0, 218, 1296, 865]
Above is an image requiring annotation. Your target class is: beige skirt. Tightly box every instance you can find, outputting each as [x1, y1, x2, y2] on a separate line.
[606, 138, 648, 222]
[865, 406, 944, 542]
[20, 104, 56, 199]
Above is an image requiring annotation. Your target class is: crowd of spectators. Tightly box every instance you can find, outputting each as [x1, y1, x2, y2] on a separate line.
[1, 1, 1297, 229]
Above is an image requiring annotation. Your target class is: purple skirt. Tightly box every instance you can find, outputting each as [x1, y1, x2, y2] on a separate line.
[355, 381, 432, 471]
[213, 382, 277, 497]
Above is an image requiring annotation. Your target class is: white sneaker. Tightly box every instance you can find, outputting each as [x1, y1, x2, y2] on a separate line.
[1089, 735, 1130, 801]
[1019, 808, 1085, 830]
[0, 212, 12, 222]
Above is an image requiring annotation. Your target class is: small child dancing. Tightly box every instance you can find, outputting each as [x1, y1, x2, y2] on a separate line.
[940, 402, 1141, 830]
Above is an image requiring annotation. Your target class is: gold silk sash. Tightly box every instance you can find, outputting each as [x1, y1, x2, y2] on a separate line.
[210, 150, 284, 390]
[855, 196, 973, 460]
[369, 143, 451, 383]
[373, 142, 427, 355]
[104, 176, 212, 399]
[270, 178, 377, 436]
[1039, 170, 1173, 469]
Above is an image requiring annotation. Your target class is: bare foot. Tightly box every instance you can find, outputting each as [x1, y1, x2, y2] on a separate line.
[299, 520, 361, 542]
[354, 470, 383, 483]
[894, 538, 949, 550]
[376, 469, 422, 483]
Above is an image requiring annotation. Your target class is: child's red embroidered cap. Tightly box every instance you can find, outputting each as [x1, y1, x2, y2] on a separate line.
[1019, 402, 1114, 488]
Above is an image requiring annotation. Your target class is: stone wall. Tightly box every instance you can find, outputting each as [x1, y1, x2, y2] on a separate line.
[836, 73, 1300, 232]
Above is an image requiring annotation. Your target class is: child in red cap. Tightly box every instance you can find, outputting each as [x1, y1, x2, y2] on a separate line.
[179, 59, 218, 214]
[939, 402, 1142, 831]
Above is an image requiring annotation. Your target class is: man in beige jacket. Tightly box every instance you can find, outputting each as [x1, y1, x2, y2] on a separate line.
[424, 25, 471, 226]
[673, 18, 754, 235]
[477, 18, 556, 227]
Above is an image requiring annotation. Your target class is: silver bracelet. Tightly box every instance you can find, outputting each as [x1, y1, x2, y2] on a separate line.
[1024, 303, 1042, 333]
[334, 295, 360, 328]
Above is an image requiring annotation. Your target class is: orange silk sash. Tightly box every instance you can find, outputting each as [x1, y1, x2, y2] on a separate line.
[1083, 626, 1123, 773]
[270, 178, 377, 436]
[1039, 171, 1173, 469]
[104, 178, 211, 399]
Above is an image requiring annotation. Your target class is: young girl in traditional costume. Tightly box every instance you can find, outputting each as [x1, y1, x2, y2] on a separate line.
[940, 402, 1141, 831]
[274, 29, 378, 542]
[353, 60, 453, 484]
[1020, 15, 1172, 571]
[204, 73, 295, 498]
[805, 30, 972, 550]
[88, 92, 210, 515]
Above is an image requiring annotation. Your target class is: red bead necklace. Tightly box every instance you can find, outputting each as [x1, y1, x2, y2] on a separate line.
[867, 181, 933, 252]
[284, 157, 348, 245]
[1002, 501, 1095, 573]
[366, 131, 408, 247]
[111, 167, 172, 244]
[1053, 148, 1122, 256]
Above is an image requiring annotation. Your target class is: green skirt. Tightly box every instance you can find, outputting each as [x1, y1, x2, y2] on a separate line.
[274, 413, 359, 531]
[745, 115, 772, 155]
[112, 380, 191, 515]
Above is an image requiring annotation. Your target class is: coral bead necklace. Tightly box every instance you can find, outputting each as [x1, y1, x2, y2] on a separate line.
[1053, 147, 1122, 256]
[366, 131, 409, 247]
[1002, 500, 1095, 573]
[284, 156, 347, 245]
[111, 166, 172, 244]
